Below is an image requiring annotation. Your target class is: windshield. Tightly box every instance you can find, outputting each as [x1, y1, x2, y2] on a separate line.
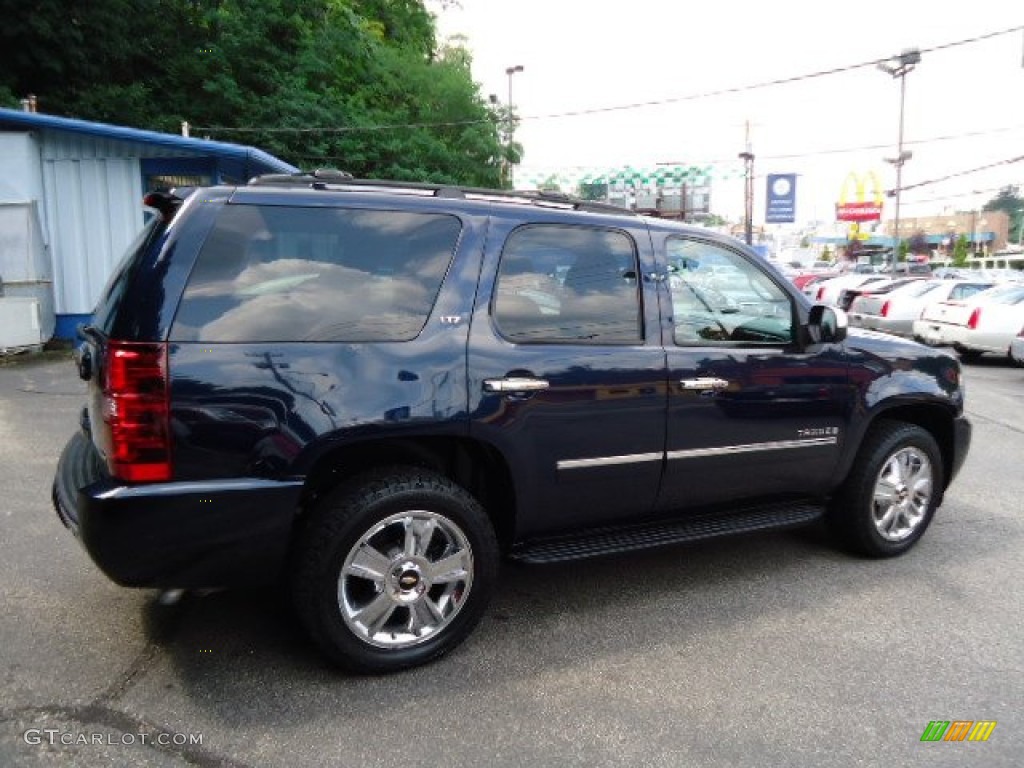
[899, 280, 945, 298]
[973, 283, 1024, 304]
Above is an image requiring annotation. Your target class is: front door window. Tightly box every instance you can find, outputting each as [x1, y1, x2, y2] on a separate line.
[667, 239, 794, 347]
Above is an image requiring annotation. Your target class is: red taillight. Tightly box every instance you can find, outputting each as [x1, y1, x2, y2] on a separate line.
[103, 341, 171, 482]
[880, 300, 890, 318]
[967, 308, 981, 330]
[816, 286, 826, 301]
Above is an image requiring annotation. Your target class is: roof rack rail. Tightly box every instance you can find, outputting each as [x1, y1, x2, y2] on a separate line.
[246, 170, 637, 216]
[249, 168, 354, 188]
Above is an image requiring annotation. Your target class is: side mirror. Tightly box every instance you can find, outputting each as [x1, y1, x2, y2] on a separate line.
[807, 305, 848, 344]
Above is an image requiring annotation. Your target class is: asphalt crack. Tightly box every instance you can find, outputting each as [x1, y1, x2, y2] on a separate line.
[3, 595, 254, 768]
[965, 407, 1024, 437]
[92, 641, 164, 708]
[15, 387, 85, 396]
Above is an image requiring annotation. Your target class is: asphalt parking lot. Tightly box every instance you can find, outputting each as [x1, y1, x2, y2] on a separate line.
[1, 350, 1021, 767]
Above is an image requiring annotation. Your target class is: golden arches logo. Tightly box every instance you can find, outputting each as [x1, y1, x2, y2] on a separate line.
[836, 171, 884, 223]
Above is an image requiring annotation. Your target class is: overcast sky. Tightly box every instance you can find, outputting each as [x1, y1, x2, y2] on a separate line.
[435, 1, 1024, 228]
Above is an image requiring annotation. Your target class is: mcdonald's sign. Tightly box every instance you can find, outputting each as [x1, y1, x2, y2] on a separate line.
[836, 171, 884, 222]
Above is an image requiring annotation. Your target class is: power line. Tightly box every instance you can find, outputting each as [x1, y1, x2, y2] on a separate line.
[194, 24, 1024, 135]
[895, 155, 1024, 194]
[759, 123, 1024, 161]
[900, 185, 1008, 206]
[520, 24, 1024, 122]
[647, 122, 1024, 167]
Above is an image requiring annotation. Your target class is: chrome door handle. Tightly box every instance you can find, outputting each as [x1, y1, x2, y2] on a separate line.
[483, 377, 550, 393]
[680, 377, 729, 391]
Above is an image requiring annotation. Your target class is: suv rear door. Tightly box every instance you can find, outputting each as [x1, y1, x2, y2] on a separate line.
[467, 210, 666, 539]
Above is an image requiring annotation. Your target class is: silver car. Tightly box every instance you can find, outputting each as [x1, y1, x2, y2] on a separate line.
[849, 279, 992, 337]
[914, 283, 1024, 360]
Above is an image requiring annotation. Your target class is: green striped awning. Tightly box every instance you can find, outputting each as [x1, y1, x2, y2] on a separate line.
[518, 163, 734, 190]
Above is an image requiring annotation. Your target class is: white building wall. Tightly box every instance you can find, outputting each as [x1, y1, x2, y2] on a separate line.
[0, 133, 56, 341]
[39, 134, 145, 315]
[0, 132, 45, 204]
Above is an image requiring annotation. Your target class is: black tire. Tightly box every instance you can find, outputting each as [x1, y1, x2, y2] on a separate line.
[957, 348, 984, 363]
[827, 421, 943, 558]
[291, 466, 499, 673]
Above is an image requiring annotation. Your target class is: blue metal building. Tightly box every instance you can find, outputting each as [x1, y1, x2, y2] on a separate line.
[0, 107, 297, 340]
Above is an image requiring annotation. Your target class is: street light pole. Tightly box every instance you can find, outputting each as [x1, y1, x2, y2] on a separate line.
[878, 48, 921, 273]
[893, 70, 908, 267]
[505, 64, 524, 189]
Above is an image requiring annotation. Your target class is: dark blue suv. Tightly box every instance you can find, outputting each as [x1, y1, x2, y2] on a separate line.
[54, 173, 971, 672]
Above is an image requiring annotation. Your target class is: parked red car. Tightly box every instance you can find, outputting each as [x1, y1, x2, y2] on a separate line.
[792, 271, 838, 291]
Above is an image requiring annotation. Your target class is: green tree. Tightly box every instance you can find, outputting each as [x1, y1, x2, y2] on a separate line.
[538, 175, 563, 193]
[577, 182, 608, 202]
[846, 238, 862, 263]
[0, 0, 508, 186]
[907, 230, 929, 258]
[952, 234, 969, 267]
[982, 185, 1024, 244]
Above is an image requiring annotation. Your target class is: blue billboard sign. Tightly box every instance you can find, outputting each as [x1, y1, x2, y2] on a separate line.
[765, 173, 797, 223]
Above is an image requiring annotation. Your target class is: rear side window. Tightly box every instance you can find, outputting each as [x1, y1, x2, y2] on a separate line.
[492, 224, 641, 344]
[93, 218, 165, 334]
[171, 205, 461, 342]
[949, 283, 991, 300]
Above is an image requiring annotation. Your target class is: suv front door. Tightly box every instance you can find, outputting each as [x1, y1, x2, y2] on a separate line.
[467, 214, 666, 539]
[654, 235, 849, 512]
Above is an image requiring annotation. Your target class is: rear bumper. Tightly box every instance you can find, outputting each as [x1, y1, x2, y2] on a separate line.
[851, 314, 912, 337]
[912, 319, 956, 345]
[53, 432, 304, 588]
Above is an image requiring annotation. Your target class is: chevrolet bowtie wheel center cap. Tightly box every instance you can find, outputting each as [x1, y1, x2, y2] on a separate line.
[390, 561, 427, 601]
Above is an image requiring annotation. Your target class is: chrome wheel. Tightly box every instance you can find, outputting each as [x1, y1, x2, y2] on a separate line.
[871, 447, 934, 542]
[338, 510, 474, 649]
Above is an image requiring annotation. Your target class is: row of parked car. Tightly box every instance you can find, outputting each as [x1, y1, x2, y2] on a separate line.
[781, 264, 1024, 365]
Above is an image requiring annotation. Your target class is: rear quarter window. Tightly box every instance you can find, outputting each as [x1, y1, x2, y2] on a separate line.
[92, 217, 165, 334]
[170, 205, 462, 342]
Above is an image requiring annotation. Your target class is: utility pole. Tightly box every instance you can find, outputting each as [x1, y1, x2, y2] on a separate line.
[970, 209, 977, 255]
[738, 120, 755, 245]
[505, 65, 524, 189]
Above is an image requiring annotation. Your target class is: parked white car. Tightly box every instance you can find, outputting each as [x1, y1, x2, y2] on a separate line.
[1010, 327, 1024, 366]
[913, 283, 1024, 361]
[837, 276, 925, 312]
[850, 279, 993, 337]
[805, 273, 888, 306]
